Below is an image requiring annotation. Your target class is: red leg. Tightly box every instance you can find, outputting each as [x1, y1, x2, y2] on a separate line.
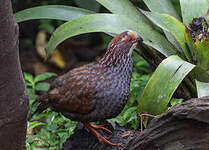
[87, 123, 112, 134]
[83, 122, 120, 147]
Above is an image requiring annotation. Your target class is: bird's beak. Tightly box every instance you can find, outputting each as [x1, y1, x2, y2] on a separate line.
[132, 36, 143, 44]
[137, 36, 143, 43]
[128, 36, 143, 56]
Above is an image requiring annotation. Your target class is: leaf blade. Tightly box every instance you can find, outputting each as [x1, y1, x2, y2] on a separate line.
[137, 55, 195, 115]
[143, 0, 180, 20]
[141, 11, 192, 62]
[143, 0, 181, 51]
[35, 82, 50, 92]
[46, 13, 177, 57]
[14, 5, 93, 23]
[195, 38, 209, 82]
[196, 80, 209, 98]
[74, 0, 100, 12]
[96, 0, 177, 56]
[23, 72, 34, 84]
[34, 72, 57, 83]
[180, 0, 209, 26]
[96, 0, 148, 22]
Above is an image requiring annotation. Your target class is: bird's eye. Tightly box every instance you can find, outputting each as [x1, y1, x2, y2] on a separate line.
[128, 38, 132, 42]
[123, 37, 132, 43]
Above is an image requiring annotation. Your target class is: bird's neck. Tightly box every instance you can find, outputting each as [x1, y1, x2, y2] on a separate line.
[100, 47, 131, 67]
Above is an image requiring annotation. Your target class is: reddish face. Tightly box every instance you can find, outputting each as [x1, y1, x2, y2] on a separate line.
[121, 30, 138, 44]
[108, 30, 139, 48]
[102, 30, 143, 65]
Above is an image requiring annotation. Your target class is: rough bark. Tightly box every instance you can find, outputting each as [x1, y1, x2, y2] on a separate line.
[124, 96, 209, 150]
[63, 96, 209, 150]
[0, 1, 29, 150]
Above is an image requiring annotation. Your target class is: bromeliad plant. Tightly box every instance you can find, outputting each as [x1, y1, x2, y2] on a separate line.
[15, 0, 209, 126]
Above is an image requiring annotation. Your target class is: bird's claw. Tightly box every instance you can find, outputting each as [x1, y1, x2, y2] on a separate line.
[89, 124, 112, 134]
[83, 122, 120, 147]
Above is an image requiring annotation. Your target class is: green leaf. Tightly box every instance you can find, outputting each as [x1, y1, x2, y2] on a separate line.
[123, 106, 137, 119]
[143, 0, 180, 20]
[195, 37, 209, 82]
[143, 0, 181, 51]
[141, 11, 192, 62]
[96, 0, 148, 22]
[46, 13, 177, 57]
[196, 80, 209, 97]
[26, 88, 37, 104]
[25, 80, 33, 87]
[28, 121, 46, 130]
[106, 119, 117, 129]
[74, 0, 100, 12]
[26, 142, 31, 150]
[45, 14, 136, 57]
[180, 0, 209, 26]
[96, 0, 177, 57]
[24, 72, 34, 84]
[14, 5, 93, 23]
[185, 28, 197, 63]
[137, 55, 195, 115]
[34, 72, 57, 83]
[170, 98, 183, 107]
[35, 82, 50, 92]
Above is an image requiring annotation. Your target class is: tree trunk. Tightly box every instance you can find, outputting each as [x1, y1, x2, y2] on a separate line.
[0, 1, 29, 150]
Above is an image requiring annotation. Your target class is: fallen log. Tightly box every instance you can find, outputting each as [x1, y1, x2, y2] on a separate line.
[63, 96, 209, 150]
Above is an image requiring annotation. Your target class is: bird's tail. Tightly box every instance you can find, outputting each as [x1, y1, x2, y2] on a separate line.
[32, 94, 50, 115]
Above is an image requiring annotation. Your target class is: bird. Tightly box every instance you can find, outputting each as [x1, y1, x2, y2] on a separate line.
[34, 30, 143, 147]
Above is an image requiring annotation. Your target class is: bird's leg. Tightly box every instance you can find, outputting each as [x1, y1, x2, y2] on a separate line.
[82, 122, 120, 147]
[140, 112, 156, 134]
[87, 123, 112, 134]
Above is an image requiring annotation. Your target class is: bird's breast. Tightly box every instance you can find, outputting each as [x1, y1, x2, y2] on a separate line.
[63, 57, 133, 122]
[91, 57, 133, 120]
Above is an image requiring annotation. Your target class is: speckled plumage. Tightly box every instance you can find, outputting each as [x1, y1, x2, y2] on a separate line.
[36, 31, 140, 122]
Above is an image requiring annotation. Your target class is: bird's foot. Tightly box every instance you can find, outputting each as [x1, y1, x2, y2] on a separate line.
[87, 123, 112, 134]
[83, 122, 120, 147]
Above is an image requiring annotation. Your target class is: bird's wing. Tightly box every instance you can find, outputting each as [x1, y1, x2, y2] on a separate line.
[48, 63, 102, 114]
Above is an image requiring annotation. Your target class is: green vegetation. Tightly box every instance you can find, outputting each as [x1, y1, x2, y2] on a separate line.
[24, 72, 77, 150]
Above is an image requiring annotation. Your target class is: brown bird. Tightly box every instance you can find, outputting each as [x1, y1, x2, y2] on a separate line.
[34, 30, 142, 147]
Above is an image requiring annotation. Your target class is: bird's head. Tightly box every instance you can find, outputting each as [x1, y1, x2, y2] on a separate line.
[101, 30, 143, 66]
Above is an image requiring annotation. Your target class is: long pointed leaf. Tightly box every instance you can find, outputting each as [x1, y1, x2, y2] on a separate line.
[137, 55, 195, 115]
[96, 0, 177, 57]
[143, 0, 181, 51]
[195, 38, 209, 82]
[96, 0, 148, 22]
[74, 0, 100, 12]
[196, 80, 209, 97]
[180, 0, 209, 26]
[141, 11, 192, 62]
[143, 0, 180, 20]
[46, 14, 139, 57]
[46, 13, 177, 58]
[14, 5, 93, 23]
